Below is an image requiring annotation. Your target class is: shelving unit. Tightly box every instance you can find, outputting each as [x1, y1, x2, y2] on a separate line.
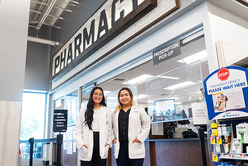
[203, 65, 248, 165]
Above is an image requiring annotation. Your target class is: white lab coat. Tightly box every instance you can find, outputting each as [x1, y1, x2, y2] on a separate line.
[112, 106, 150, 159]
[74, 106, 112, 161]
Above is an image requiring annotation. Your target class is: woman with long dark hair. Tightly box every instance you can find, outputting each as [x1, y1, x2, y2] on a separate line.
[112, 87, 150, 166]
[75, 86, 111, 166]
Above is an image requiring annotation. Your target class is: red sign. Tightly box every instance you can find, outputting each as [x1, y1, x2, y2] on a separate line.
[217, 67, 230, 81]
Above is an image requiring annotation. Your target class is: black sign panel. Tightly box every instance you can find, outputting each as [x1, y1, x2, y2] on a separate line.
[51, 0, 157, 80]
[153, 39, 181, 65]
[53, 109, 68, 132]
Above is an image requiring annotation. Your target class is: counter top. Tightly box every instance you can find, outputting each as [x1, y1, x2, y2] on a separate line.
[148, 138, 200, 142]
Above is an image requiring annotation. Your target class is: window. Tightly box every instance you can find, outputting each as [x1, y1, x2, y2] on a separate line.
[20, 91, 47, 160]
[20, 91, 47, 140]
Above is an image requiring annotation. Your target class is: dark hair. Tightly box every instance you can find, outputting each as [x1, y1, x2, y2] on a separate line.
[85, 86, 106, 130]
[118, 87, 133, 105]
[225, 95, 228, 107]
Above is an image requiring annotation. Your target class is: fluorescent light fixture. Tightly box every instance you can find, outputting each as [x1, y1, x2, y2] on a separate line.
[157, 75, 180, 80]
[106, 96, 117, 100]
[138, 94, 148, 99]
[123, 74, 153, 85]
[172, 97, 181, 100]
[28, 36, 59, 46]
[178, 50, 207, 64]
[181, 29, 204, 45]
[164, 81, 198, 90]
[104, 91, 111, 95]
[23, 89, 47, 93]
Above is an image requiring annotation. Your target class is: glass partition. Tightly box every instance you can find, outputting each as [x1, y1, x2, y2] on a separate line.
[52, 90, 78, 166]
[20, 142, 43, 160]
[65, 93, 78, 126]
[19, 138, 56, 166]
[146, 62, 204, 123]
[62, 90, 78, 166]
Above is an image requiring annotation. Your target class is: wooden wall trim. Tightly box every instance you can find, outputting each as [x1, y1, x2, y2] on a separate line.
[149, 142, 156, 166]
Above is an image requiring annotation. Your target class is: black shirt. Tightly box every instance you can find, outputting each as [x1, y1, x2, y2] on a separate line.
[118, 108, 131, 142]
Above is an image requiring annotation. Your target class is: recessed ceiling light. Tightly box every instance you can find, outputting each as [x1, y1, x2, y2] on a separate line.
[123, 74, 153, 85]
[137, 94, 148, 99]
[178, 50, 207, 64]
[157, 75, 180, 80]
[106, 96, 117, 100]
[104, 91, 111, 95]
[164, 81, 198, 90]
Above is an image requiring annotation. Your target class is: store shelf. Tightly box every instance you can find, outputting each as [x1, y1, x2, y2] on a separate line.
[219, 157, 248, 161]
[216, 153, 248, 161]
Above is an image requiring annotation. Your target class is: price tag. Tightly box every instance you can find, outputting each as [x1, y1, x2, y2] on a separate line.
[212, 153, 218, 162]
[211, 123, 218, 129]
[211, 137, 215, 144]
[217, 137, 222, 144]
[212, 129, 218, 136]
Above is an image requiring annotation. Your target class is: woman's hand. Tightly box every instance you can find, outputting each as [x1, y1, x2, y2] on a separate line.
[132, 137, 141, 143]
[105, 143, 110, 147]
[82, 144, 88, 149]
[113, 138, 117, 144]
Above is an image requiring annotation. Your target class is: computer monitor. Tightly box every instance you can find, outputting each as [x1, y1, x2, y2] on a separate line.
[154, 99, 175, 116]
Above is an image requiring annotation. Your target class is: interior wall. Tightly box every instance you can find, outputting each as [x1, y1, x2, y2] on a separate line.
[206, 2, 248, 70]
[0, 0, 30, 165]
[24, 26, 51, 91]
[0, 0, 29, 101]
[25, 41, 50, 91]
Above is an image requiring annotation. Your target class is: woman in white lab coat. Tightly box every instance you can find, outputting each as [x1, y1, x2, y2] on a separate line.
[112, 87, 150, 166]
[75, 86, 111, 166]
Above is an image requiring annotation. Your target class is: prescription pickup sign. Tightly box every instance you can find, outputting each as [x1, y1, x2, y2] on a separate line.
[203, 66, 248, 120]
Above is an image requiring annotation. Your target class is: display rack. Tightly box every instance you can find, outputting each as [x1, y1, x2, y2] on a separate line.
[203, 66, 248, 166]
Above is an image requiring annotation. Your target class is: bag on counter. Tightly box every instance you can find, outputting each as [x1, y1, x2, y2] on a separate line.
[182, 129, 198, 138]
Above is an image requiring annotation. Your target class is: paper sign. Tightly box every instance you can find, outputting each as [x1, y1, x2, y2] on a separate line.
[192, 103, 208, 124]
[203, 66, 248, 120]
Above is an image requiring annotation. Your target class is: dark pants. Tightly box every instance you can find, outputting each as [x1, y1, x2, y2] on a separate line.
[81, 132, 107, 166]
[116, 142, 144, 166]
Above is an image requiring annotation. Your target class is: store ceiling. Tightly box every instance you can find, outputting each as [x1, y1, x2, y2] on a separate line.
[208, 0, 248, 22]
[29, 0, 79, 30]
[27, 0, 248, 45]
[28, 0, 248, 31]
